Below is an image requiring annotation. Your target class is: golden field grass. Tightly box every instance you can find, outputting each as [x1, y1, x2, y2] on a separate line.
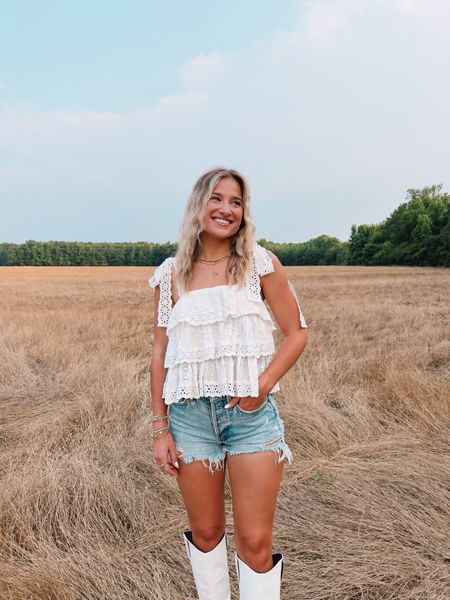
[0, 265, 449, 600]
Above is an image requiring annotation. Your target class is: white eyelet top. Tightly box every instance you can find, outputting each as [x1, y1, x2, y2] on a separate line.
[149, 243, 308, 404]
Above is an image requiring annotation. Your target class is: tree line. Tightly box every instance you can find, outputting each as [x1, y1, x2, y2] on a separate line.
[1, 185, 448, 267]
[348, 185, 449, 266]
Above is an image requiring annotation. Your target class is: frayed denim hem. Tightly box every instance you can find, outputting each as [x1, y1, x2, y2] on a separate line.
[175, 435, 293, 474]
[227, 437, 294, 466]
[176, 447, 226, 475]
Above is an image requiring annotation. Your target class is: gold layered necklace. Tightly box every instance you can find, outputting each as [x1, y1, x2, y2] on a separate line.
[195, 251, 232, 277]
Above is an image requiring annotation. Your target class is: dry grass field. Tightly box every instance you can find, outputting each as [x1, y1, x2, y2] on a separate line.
[0, 265, 449, 600]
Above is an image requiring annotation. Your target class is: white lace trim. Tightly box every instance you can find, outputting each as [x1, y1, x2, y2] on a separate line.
[148, 246, 308, 330]
[162, 354, 281, 403]
[148, 256, 175, 327]
[165, 342, 276, 367]
[166, 284, 274, 331]
[254, 244, 275, 276]
[164, 315, 276, 366]
[245, 244, 274, 300]
[148, 244, 277, 327]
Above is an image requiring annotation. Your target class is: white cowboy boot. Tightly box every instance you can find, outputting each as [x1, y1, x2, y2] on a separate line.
[183, 530, 231, 600]
[235, 552, 284, 599]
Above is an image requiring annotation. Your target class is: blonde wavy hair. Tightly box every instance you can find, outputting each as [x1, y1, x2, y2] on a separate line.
[174, 167, 256, 294]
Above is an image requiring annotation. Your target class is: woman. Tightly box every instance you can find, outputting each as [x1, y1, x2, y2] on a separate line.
[149, 167, 308, 600]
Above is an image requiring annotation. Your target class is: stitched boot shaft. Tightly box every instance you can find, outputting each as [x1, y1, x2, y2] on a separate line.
[235, 552, 284, 600]
[183, 530, 231, 600]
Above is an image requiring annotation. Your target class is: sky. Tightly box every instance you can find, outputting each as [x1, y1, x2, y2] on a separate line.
[1, 0, 449, 244]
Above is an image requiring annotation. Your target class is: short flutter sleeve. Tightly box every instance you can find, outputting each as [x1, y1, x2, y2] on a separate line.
[148, 257, 175, 328]
[254, 244, 308, 329]
[254, 244, 275, 277]
[245, 244, 274, 300]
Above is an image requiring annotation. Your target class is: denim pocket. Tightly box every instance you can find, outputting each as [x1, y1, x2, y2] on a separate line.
[235, 394, 270, 415]
[171, 398, 196, 407]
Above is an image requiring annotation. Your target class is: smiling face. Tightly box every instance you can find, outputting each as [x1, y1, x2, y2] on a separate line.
[201, 176, 244, 240]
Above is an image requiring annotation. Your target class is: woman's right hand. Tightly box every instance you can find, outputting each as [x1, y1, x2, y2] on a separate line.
[153, 432, 180, 477]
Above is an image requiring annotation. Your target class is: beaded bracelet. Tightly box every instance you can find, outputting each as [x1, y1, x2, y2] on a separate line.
[152, 426, 170, 439]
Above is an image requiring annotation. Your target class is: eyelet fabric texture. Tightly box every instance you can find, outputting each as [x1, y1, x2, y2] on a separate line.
[149, 243, 307, 403]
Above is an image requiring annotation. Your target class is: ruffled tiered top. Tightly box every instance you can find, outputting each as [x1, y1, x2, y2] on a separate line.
[149, 244, 307, 404]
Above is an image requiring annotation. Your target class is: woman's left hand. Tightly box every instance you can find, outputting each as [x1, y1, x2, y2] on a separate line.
[225, 375, 271, 411]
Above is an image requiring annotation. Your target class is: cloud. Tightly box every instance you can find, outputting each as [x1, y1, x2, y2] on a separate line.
[179, 51, 224, 87]
[1, 0, 449, 243]
[284, 0, 450, 45]
[301, 0, 363, 44]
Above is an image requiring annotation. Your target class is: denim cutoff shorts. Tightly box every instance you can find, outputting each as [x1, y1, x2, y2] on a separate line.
[168, 393, 293, 474]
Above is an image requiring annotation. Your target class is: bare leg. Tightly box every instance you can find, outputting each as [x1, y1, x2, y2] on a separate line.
[227, 452, 283, 572]
[176, 458, 227, 552]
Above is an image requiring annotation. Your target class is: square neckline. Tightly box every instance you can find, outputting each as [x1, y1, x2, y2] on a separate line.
[186, 284, 232, 294]
[173, 283, 237, 307]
